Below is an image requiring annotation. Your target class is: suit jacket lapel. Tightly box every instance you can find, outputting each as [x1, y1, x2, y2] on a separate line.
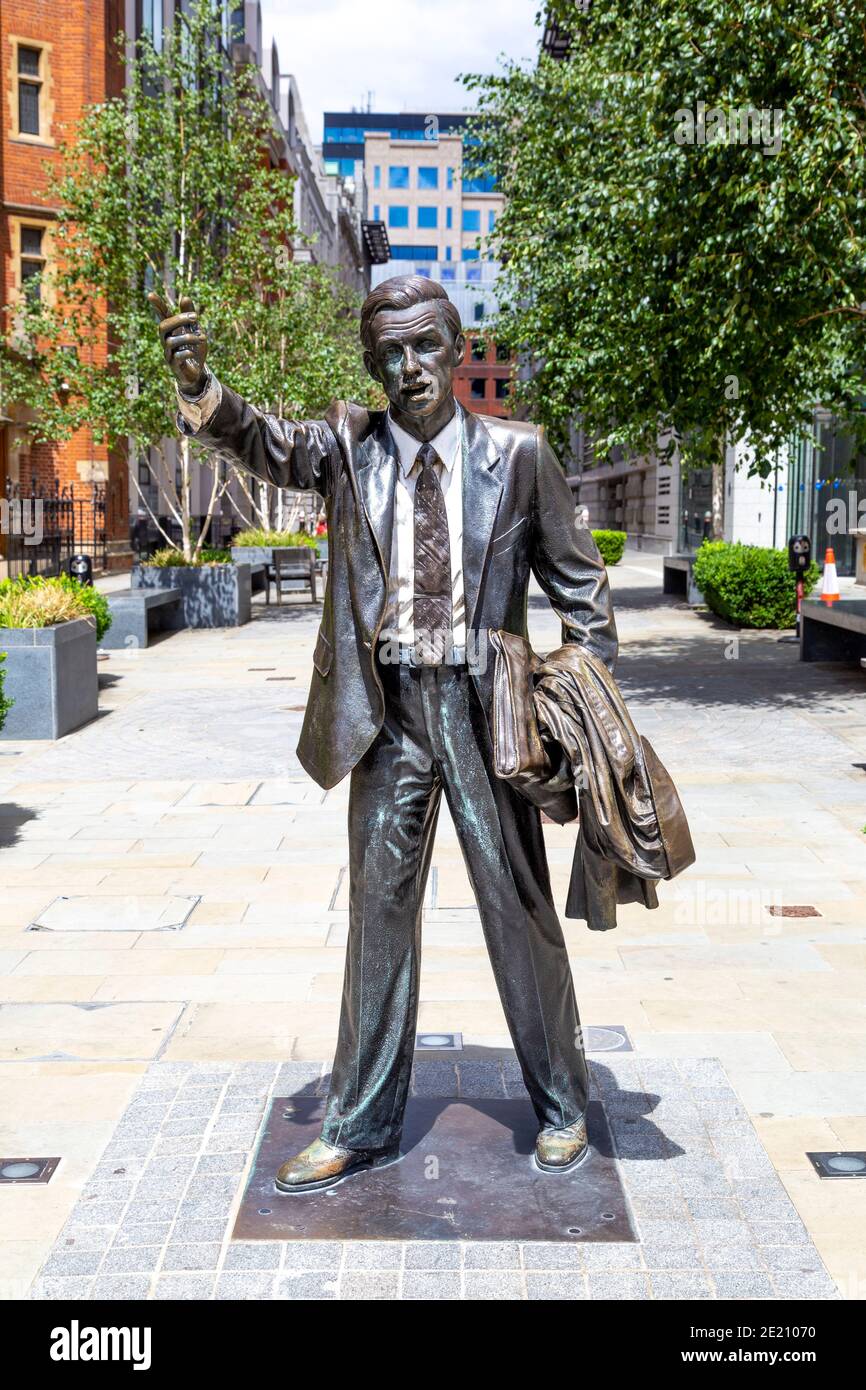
[355, 412, 397, 581]
[461, 408, 503, 630]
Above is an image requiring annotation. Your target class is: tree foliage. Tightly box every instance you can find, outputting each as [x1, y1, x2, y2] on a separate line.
[464, 0, 866, 479]
[1, 0, 378, 557]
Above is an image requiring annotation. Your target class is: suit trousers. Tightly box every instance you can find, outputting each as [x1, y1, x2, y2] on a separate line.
[320, 653, 589, 1151]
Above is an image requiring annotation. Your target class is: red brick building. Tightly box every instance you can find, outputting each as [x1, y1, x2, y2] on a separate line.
[0, 0, 129, 574]
[453, 334, 515, 419]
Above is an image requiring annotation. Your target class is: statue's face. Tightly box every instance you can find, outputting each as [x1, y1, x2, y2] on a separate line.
[365, 303, 465, 421]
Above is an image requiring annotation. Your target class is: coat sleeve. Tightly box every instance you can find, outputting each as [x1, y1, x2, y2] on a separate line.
[530, 429, 618, 672]
[176, 372, 338, 498]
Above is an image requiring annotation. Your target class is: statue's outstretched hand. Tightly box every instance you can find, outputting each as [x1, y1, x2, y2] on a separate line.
[148, 287, 208, 395]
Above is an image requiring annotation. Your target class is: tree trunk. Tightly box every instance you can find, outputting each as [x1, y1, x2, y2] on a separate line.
[711, 438, 725, 540]
[179, 434, 193, 561]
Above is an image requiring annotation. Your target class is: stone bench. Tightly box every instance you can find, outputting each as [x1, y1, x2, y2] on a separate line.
[800, 598, 866, 665]
[662, 554, 702, 606]
[100, 587, 184, 650]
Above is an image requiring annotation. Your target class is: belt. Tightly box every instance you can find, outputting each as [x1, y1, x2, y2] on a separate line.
[378, 640, 468, 668]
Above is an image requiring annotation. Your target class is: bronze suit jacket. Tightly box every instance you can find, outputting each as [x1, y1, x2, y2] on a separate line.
[186, 384, 618, 789]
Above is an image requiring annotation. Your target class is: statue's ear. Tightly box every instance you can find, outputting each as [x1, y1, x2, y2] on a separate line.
[452, 331, 466, 369]
[363, 350, 381, 383]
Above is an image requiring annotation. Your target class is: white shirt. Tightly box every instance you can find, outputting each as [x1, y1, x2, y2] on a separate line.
[384, 406, 466, 648]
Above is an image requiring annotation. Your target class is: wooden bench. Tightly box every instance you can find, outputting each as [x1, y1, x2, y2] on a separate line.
[662, 554, 702, 606]
[100, 587, 184, 650]
[268, 547, 318, 604]
[800, 598, 866, 664]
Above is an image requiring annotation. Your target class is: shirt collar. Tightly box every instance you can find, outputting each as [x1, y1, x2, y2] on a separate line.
[387, 403, 462, 478]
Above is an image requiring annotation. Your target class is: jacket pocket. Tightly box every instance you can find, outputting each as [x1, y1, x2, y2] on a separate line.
[312, 627, 333, 677]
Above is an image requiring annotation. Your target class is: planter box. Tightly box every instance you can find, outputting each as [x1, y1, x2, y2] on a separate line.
[0, 617, 98, 740]
[132, 562, 251, 628]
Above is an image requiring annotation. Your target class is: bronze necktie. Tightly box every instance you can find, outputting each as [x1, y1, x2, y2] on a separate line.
[413, 442, 452, 664]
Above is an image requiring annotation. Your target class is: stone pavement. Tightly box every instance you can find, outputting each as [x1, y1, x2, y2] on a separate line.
[27, 1057, 838, 1302]
[1, 555, 865, 1300]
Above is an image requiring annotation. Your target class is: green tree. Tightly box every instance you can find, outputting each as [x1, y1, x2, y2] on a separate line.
[464, 0, 866, 534]
[1, 0, 377, 560]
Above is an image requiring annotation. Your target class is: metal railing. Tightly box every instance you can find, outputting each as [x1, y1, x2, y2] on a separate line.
[2, 477, 108, 579]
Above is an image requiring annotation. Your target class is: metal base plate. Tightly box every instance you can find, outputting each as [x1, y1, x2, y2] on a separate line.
[233, 1097, 635, 1243]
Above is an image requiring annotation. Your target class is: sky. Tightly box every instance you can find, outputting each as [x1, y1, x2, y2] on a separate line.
[259, 0, 543, 144]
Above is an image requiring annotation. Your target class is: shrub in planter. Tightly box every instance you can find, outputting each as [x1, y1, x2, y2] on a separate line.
[0, 581, 99, 739]
[591, 529, 627, 566]
[0, 652, 12, 733]
[232, 527, 318, 550]
[0, 574, 112, 641]
[144, 546, 231, 567]
[692, 541, 820, 628]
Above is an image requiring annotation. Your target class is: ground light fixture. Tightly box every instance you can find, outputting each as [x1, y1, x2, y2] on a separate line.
[807, 1152, 866, 1179]
[0, 1157, 60, 1184]
[415, 1032, 462, 1050]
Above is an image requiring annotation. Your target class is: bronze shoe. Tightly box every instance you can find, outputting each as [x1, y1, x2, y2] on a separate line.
[274, 1136, 400, 1194]
[534, 1115, 589, 1173]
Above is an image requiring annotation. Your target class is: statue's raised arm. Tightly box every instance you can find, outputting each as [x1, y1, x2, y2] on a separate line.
[149, 283, 335, 496]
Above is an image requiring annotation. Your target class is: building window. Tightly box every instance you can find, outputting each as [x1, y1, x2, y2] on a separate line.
[444, 246, 452, 261]
[16, 43, 46, 137]
[471, 340, 486, 362]
[473, 303, 485, 323]
[373, 165, 381, 188]
[470, 378, 486, 400]
[388, 205, 409, 228]
[488, 210, 496, 231]
[19, 225, 47, 303]
[466, 264, 482, 281]
[462, 209, 481, 233]
[337, 157, 354, 176]
[445, 207, 453, 230]
[418, 167, 438, 190]
[447, 167, 455, 190]
[495, 378, 510, 399]
[440, 265, 456, 280]
[389, 245, 437, 260]
[417, 206, 438, 229]
[496, 342, 511, 363]
[388, 166, 409, 189]
[463, 249, 480, 263]
[142, 0, 164, 52]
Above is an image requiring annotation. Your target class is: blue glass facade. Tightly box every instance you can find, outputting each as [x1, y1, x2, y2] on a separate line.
[389, 245, 437, 260]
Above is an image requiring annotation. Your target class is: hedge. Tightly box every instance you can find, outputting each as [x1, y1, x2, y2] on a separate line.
[591, 529, 627, 566]
[692, 541, 820, 629]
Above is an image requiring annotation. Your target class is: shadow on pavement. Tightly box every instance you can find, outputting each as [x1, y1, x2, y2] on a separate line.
[0, 802, 38, 849]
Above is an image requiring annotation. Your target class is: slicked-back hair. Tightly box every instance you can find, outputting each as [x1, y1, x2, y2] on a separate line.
[360, 275, 462, 354]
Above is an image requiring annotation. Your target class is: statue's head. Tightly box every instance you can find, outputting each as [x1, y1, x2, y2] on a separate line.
[361, 275, 465, 423]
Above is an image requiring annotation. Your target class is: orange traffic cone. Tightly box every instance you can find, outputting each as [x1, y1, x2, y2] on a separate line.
[820, 547, 840, 605]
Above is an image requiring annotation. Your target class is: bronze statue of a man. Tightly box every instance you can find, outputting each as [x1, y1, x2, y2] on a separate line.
[152, 275, 617, 1190]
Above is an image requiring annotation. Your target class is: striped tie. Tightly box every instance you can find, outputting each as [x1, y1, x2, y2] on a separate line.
[413, 442, 452, 664]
